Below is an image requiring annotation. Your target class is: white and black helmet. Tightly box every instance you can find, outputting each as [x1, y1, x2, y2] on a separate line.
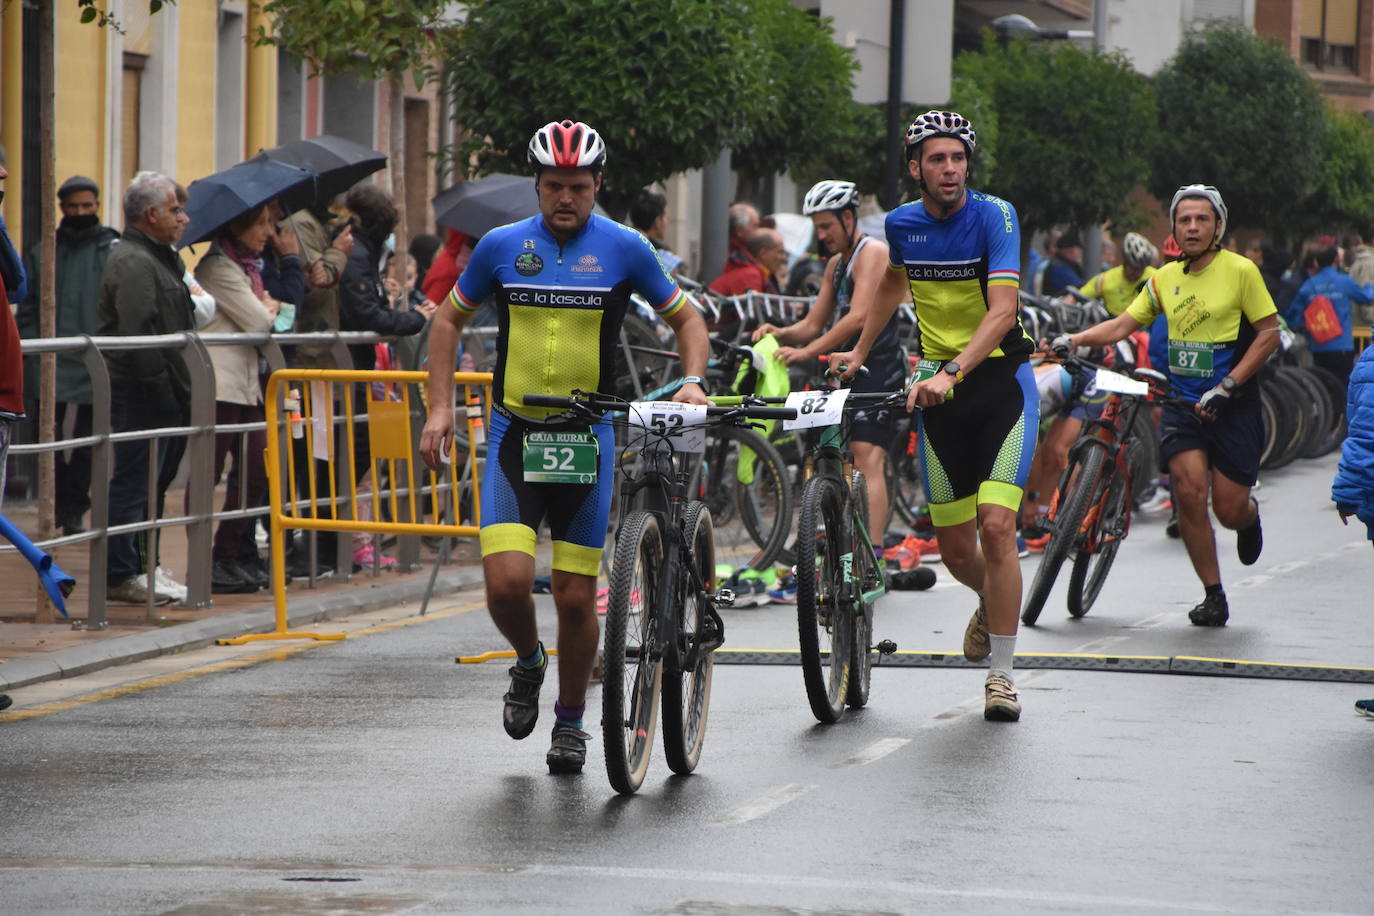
[802, 179, 860, 215]
[1121, 232, 1158, 269]
[905, 110, 976, 153]
[1169, 184, 1227, 244]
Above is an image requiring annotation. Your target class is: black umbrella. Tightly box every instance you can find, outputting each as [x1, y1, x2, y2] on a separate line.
[433, 172, 609, 238]
[179, 158, 316, 248]
[251, 134, 388, 203]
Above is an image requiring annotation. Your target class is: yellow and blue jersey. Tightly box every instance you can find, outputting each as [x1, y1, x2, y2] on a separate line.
[451, 214, 687, 421]
[884, 190, 1032, 362]
[1079, 264, 1156, 317]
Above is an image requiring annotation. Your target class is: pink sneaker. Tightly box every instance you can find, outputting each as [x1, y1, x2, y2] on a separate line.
[352, 542, 397, 570]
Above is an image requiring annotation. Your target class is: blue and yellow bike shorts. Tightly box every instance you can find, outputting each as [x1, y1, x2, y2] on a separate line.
[480, 408, 615, 576]
[916, 357, 1038, 527]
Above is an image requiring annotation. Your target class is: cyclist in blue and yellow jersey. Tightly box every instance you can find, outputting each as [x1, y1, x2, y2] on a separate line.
[1049, 185, 1278, 628]
[419, 120, 710, 774]
[751, 179, 908, 553]
[1020, 232, 1161, 546]
[831, 111, 1038, 722]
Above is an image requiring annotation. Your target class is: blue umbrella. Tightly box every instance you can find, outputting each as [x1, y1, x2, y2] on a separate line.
[249, 134, 388, 203]
[180, 158, 316, 248]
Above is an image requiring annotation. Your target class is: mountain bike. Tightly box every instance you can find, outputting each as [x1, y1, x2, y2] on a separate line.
[1021, 356, 1189, 625]
[524, 390, 795, 795]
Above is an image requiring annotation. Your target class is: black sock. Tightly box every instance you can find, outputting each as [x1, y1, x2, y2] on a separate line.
[1205, 584, 1225, 601]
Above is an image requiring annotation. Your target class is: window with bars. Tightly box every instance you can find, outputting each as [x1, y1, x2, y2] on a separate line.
[1301, 0, 1360, 74]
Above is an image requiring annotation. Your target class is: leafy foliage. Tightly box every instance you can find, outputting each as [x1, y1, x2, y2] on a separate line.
[252, 0, 452, 86]
[955, 35, 1154, 239]
[729, 2, 861, 185]
[442, 0, 787, 217]
[1298, 103, 1374, 238]
[1151, 24, 1324, 234]
[76, 0, 170, 31]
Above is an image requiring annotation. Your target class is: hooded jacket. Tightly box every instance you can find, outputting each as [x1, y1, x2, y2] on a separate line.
[1332, 345, 1374, 540]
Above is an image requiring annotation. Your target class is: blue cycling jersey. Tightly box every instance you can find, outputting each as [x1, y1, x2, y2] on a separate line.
[451, 213, 687, 421]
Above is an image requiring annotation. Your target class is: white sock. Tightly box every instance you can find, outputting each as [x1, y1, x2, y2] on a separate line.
[988, 634, 1016, 680]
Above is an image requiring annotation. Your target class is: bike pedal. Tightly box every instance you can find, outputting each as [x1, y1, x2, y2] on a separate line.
[874, 639, 898, 655]
[712, 588, 736, 608]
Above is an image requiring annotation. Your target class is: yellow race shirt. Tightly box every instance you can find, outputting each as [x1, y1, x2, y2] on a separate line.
[1079, 264, 1156, 317]
[1124, 250, 1276, 401]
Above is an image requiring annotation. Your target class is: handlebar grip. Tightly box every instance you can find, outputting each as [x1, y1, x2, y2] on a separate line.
[732, 407, 798, 420]
[522, 394, 574, 407]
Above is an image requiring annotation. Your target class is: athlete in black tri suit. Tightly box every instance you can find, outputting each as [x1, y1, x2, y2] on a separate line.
[752, 179, 908, 547]
[832, 111, 1037, 722]
[420, 120, 709, 773]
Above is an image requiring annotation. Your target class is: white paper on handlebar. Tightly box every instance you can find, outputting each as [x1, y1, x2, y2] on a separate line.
[783, 388, 849, 430]
[624, 401, 708, 453]
[1094, 368, 1149, 396]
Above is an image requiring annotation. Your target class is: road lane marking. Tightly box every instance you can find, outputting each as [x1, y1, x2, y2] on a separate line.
[713, 783, 815, 825]
[1267, 560, 1308, 574]
[834, 737, 909, 767]
[1, 599, 487, 723]
[1233, 574, 1272, 588]
[1071, 635, 1130, 654]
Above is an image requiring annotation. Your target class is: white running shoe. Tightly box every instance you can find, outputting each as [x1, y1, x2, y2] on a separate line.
[107, 575, 174, 606]
[153, 566, 188, 604]
[1138, 484, 1171, 513]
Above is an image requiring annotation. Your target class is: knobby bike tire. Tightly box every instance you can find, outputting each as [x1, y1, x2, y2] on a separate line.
[846, 470, 875, 710]
[1280, 365, 1334, 460]
[661, 501, 716, 776]
[796, 474, 852, 723]
[1258, 382, 1284, 469]
[886, 418, 927, 531]
[1262, 370, 1308, 470]
[1067, 462, 1131, 617]
[602, 510, 664, 795]
[1304, 364, 1348, 458]
[1022, 445, 1107, 626]
[1125, 408, 1158, 507]
[690, 425, 793, 571]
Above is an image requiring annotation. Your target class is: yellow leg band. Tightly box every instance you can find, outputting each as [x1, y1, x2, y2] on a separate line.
[480, 523, 536, 558]
[552, 540, 602, 577]
[978, 480, 1025, 514]
[929, 494, 978, 527]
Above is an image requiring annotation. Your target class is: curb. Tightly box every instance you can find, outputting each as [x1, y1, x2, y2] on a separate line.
[0, 563, 489, 693]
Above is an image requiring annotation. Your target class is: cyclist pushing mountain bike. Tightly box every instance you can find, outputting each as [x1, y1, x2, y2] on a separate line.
[419, 120, 710, 774]
[832, 110, 1038, 722]
[1048, 184, 1279, 628]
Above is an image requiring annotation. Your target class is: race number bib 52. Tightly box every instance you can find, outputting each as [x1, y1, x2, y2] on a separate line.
[522, 431, 599, 484]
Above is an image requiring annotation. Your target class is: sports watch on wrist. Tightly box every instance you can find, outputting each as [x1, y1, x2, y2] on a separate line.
[1220, 375, 1237, 392]
[680, 376, 706, 386]
[942, 361, 964, 384]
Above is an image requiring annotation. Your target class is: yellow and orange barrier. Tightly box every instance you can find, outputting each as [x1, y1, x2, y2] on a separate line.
[220, 369, 492, 645]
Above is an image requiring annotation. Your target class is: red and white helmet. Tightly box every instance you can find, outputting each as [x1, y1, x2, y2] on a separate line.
[527, 120, 607, 171]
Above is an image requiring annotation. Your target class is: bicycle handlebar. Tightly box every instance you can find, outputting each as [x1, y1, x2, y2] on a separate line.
[522, 391, 798, 421]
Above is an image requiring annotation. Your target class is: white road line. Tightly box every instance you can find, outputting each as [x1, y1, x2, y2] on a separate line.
[713, 783, 816, 825]
[1233, 574, 1273, 588]
[834, 737, 910, 767]
[932, 670, 1045, 720]
[1128, 612, 1169, 628]
[1267, 560, 1309, 574]
[1071, 635, 1130, 654]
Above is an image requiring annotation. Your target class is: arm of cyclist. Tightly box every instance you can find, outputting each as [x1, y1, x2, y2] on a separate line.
[1042, 311, 1144, 356]
[663, 296, 711, 405]
[781, 245, 891, 367]
[908, 284, 1021, 409]
[1194, 312, 1280, 418]
[419, 295, 474, 470]
[830, 261, 908, 380]
[753, 254, 838, 352]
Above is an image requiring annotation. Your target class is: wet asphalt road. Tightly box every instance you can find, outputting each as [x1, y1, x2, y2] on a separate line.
[1, 453, 1371, 914]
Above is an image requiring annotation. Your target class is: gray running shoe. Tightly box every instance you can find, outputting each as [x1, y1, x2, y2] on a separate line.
[546, 722, 591, 774]
[984, 673, 1021, 722]
[963, 598, 990, 662]
[502, 652, 545, 739]
[107, 575, 174, 606]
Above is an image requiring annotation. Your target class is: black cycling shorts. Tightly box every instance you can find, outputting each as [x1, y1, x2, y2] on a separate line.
[1159, 399, 1263, 487]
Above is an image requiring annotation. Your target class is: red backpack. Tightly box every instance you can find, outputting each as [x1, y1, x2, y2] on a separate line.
[1303, 294, 1342, 345]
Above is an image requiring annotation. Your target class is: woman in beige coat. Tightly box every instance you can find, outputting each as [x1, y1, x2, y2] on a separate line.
[194, 204, 280, 593]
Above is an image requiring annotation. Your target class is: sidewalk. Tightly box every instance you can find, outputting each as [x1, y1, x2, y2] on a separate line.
[0, 497, 507, 692]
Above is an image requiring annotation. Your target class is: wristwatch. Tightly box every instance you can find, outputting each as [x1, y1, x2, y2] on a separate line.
[1220, 375, 1238, 392]
[942, 361, 965, 384]
[681, 376, 706, 386]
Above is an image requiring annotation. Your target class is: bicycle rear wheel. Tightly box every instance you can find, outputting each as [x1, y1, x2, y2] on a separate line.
[603, 510, 664, 795]
[846, 471, 875, 710]
[886, 419, 926, 530]
[796, 474, 852, 723]
[1066, 463, 1131, 617]
[689, 425, 792, 571]
[1022, 445, 1107, 626]
[661, 501, 716, 776]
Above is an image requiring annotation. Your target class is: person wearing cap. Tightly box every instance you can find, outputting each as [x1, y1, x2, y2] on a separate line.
[1046, 185, 1278, 628]
[419, 120, 708, 774]
[17, 175, 120, 536]
[1044, 230, 1085, 297]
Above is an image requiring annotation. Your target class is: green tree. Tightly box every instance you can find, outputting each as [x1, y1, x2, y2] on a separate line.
[955, 35, 1154, 244]
[441, 0, 773, 219]
[728, 1, 861, 201]
[1151, 23, 1324, 235]
[1300, 103, 1374, 238]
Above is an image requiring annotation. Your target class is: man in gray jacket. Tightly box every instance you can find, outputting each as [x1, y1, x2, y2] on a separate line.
[18, 175, 120, 535]
[97, 171, 195, 605]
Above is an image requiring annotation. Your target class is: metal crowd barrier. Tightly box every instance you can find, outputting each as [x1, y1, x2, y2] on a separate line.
[230, 368, 490, 644]
[5, 331, 396, 628]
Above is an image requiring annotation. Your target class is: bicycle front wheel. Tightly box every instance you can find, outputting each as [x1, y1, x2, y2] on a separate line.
[603, 510, 664, 795]
[661, 501, 716, 776]
[1022, 445, 1107, 626]
[846, 470, 875, 710]
[1066, 463, 1131, 618]
[796, 474, 852, 723]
